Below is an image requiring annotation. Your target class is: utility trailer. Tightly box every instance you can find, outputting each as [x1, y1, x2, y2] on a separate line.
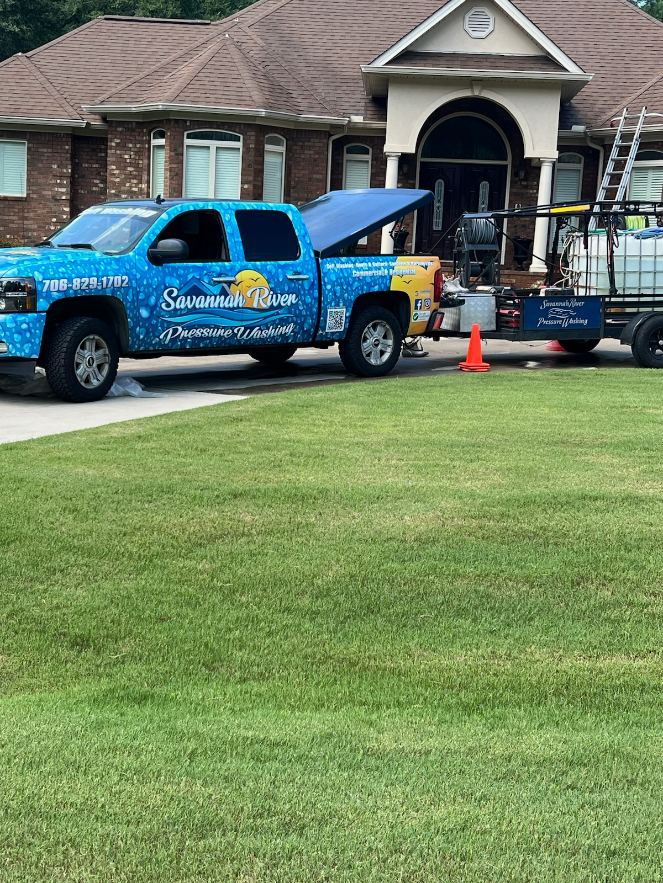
[423, 201, 663, 367]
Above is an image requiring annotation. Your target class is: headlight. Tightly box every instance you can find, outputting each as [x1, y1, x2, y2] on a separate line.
[0, 278, 37, 312]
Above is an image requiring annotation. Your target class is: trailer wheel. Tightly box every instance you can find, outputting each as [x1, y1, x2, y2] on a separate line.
[45, 317, 119, 402]
[556, 339, 601, 354]
[339, 305, 402, 377]
[247, 346, 297, 366]
[632, 315, 663, 368]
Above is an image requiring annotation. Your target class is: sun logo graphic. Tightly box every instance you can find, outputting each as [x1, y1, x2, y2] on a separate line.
[231, 270, 271, 309]
[231, 269, 299, 311]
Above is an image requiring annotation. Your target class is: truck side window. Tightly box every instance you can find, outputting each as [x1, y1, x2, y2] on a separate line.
[155, 210, 229, 262]
[235, 209, 300, 262]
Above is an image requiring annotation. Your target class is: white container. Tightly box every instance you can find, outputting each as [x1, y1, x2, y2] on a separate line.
[567, 231, 663, 300]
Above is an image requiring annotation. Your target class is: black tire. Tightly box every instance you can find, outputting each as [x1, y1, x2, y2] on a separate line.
[556, 339, 601, 354]
[246, 345, 298, 366]
[45, 317, 119, 402]
[632, 315, 663, 368]
[338, 305, 403, 377]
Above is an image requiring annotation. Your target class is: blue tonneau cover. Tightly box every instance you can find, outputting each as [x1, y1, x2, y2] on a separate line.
[299, 188, 434, 258]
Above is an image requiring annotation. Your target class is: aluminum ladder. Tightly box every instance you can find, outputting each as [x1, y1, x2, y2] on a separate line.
[590, 106, 648, 229]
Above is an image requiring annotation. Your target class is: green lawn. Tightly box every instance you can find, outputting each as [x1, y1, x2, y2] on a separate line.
[2, 370, 663, 882]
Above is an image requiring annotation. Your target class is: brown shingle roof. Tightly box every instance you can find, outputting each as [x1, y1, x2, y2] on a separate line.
[0, 0, 661, 131]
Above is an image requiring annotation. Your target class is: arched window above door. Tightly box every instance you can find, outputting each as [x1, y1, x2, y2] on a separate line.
[421, 116, 508, 162]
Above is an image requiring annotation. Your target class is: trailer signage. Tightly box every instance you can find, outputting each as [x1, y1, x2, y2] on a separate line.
[523, 297, 601, 332]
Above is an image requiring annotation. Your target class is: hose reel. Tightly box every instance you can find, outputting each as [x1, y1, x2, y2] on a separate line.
[454, 216, 501, 288]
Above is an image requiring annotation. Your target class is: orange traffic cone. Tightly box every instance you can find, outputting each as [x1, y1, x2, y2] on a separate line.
[546, 340, 566, 352]
[459, 324, 490, 372]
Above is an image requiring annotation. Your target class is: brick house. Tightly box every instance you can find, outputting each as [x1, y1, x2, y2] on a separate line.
[1, 0, 663, 271]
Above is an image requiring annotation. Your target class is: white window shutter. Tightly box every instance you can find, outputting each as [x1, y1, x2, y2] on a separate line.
[0, 142, 26, 196]
[214, 147, 241, 199]
[151, 144, 165, 198]
[553, 167, 582, 203]
[344, 158, 370, 190]
[629, 167, 663, 201]
[263, 149, 284, 203]
[184, 145, 211, 198]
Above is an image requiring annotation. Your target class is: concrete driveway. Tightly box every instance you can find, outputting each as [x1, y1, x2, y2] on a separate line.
[0, 337, 635, 445]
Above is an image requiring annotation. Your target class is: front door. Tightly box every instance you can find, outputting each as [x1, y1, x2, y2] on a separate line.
[417, 163, 508, 259]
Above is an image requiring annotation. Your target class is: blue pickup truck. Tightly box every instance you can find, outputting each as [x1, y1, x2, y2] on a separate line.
[0, 189, 441, 402]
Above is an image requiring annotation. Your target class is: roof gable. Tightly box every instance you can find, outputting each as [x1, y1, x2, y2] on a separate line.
[371, 0, 585, 74]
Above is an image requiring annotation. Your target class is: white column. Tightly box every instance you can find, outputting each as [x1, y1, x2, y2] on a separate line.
[530, 158, 555, 274]
[381, 152, 401, 255]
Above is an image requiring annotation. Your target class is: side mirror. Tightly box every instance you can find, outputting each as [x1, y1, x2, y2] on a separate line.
[148, 238, 189, 265]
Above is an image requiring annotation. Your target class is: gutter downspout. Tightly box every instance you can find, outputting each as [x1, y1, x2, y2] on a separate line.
[327, 129, 347, 193]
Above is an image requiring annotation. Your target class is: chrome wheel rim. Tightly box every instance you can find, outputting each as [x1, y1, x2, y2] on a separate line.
[361, 320, 394, 366]
[74, 334, 111, 389]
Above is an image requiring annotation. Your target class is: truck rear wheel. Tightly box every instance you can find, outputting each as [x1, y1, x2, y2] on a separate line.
[632, 315, 663, 368]
[339, 305, 402, 377]
[45, 317, 119, 402]
[556, 339, 601, 354]
[247, 345, 297, 365]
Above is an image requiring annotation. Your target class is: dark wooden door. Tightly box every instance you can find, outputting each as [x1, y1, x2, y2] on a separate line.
[417, 162, 508, 259]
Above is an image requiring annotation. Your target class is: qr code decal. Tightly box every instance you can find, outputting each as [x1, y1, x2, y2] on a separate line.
[325, 308, 346, 333]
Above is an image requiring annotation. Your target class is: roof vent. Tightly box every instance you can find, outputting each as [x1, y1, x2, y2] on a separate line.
[464, 7, 495, 39]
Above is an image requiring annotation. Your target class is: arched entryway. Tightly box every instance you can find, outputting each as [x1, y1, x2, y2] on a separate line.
[415, 113, 511, 258]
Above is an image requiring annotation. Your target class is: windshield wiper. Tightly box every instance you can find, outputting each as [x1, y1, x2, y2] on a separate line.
[37, 239, 55, 248]
[63, 243, 95, 250]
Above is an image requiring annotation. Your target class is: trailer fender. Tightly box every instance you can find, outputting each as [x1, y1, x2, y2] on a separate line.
[619, 312, 661, 347]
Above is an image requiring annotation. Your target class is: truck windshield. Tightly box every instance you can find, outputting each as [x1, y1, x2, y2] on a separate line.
[47, 204, 163, 254]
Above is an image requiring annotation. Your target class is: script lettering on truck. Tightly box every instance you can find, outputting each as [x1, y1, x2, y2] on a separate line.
[158, 269, 299, 344]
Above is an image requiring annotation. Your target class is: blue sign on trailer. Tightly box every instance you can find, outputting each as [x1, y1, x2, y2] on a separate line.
[523, 296, 602, 333]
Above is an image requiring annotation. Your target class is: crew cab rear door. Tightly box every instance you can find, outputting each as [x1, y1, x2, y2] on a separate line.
[136, 203, 317, 351]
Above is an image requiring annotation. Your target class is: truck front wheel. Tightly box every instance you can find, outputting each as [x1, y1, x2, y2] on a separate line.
[632, 315, 663, 368]
[247, 346, 297, 365]
[45, 317, 119, 402]
[339, 306, 402, 377]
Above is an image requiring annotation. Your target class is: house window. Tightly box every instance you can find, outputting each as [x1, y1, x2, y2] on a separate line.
[183, 130, 242, 200]
[150, 129, 165, 199]
[263, 134, 286, 203]
[421, 117, 508, 162]
[629, 150, 663, 201]
[0, 140, 27, 197]
[464, 7, 495, 38]
[551, 152, 584, 243]
[478, 180, 490, 212]
[433, 179, 445, 231]
[553, 152, 584, 204]
[343, 144, 371, 190]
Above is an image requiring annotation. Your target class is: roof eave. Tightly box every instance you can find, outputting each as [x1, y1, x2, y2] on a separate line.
[0, 115, 87, 128]
[83, 101, 351, 127]
[362, 65, 593, 100]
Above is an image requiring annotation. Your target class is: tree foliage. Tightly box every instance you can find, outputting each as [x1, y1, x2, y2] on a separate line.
[631, 0, 663, 19]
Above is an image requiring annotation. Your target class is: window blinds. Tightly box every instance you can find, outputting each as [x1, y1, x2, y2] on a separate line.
[214, 147, 241, 199]
[263, 149, 284, 203]
[0, 141, 26, 196]
[553, 167, 582, 203]
[629, 166, 663, 201]
[184, 145, 211, 198]
[344, 158, 370, 190]
[151, 144, 165, 198]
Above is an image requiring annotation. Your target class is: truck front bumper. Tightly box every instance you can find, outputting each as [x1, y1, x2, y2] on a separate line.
[0, 312, 46, 363]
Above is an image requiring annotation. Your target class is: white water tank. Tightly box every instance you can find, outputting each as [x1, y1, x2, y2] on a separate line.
[567, 230, 663, 298]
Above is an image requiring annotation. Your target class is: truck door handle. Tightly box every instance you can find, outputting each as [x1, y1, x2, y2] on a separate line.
[213, 276, 237, 285]
[287, 273, 310, 281]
